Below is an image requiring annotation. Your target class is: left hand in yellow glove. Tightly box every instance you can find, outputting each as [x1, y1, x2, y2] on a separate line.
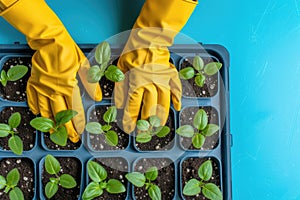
[0, 0, 102, 143]
[115, 0, 197, 133]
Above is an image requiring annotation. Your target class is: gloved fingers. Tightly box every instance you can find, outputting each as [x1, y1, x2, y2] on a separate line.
[49, 95, 80, 143]
[78, 58, 102, 101]
[26, 84, 39, 115]
[156, 85, 171, 126]
[122, 87, 144, 134]
[37, 93, 52, 119]
[65, 85, 86, 135]
[169, 65, 182, 111]
[141, 84, 158, 120]
[114, 72, 129, 109]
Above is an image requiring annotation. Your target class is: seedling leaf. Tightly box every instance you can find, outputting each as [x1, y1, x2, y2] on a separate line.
[199, 160, 213, 181]
[136, 120, 150, 131]
[87, 65, 102, 83]
[7, 65, 28, 81]
[45, 155, 61, 175]
[105, 130, 118, 146]
[193, 56, 204, 71]
[9, 187, 24, 200]
[6, 168, 20, 187]
[45, 182, 58, 199]
[192, 134, 205, 149]
[8, 135, 23, 155]
[136, 133, 152, 143]
[50, 126, 68, 147]
[30, 117, 54, 132]
[55, 110, 78, 127]
[106, 179, 126, 194]
[0, 70, 8, 86]
[195, 74, 206, 87]
[82, 182, 103, 200]
[179, 67, 194, 80]
[0, 176, 6, 189]
[95, 41, 111, 65]
[148, 184, 161, 200]
[149, 116, 161, 127]
[204, 62, 222, 76]
[0, 123, 11, 137]
[183, 179, 201, 196]
[8, 112, 21, 129]
[176, 125, 194, 138]
[155, 126, 170, 138]
[202, 124, 219, 137]
[193, 109, 208, 131]
[125, 172, 145, 187]
[104, 65, 125, 82]
[85, 122, 103, 134]
[145, 167, 158, 181]
[202, 183, 223, 200]
[59, 174, 77, 189]
[87, 161, 107, 183]
[103, 106, 117, 124]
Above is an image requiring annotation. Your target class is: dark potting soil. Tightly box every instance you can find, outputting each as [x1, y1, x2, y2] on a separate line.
[134, 158, 175, 200]
[0, 158, 35, 200]
[0, 106, 36, 151]
[181, 157, 221, 200]
[0, 57, 31, 102]
[180, 106, 219, 150]
[88, 105, 129, 150]
[43, 133, 82, 150]
[90, 157, 128, 200]
[42, 157, 81, 200]
[180, 57, 219, 98]
[135, 111, 176, 151]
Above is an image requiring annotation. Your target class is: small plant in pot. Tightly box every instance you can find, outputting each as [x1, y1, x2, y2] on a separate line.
[0, 57, 31, 102]
[134, 111, 176, 151]
[30, 110, 79, 149]
[181, 158, 222, 200]
[87, 41, 124, 87]
[82, 160, 126, 200]
[179, 56, 222, 97]
[176, 108, 219, 150]
[0, 112, 24, 155]
[0, 168, 24, 200]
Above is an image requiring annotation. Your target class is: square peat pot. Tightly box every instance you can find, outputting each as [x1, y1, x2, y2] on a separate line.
[179, 156, 223, 200]
[130, 156, 178, 200]
[0, 55, 32, 103]
[0, 156, 37, 200]
[132, 107, 177, 152]
[0, 105, 38, 154]
[84, 156, 130, 199]
[39, 155, 84, 200]
[85, 102, 130, 152]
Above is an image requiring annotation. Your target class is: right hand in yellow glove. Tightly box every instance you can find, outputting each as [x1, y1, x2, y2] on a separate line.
[0, 0, 102, 143]
[115, 0, 197, 133]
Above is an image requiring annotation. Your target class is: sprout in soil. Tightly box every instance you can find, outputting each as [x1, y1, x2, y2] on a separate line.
[30, 110, 78, 147]
[87, 41, 124, 83]
[0, 168, 24, 200]
[179, 56, 222, 87]
[0, 65, 28, 87]
[183, 160, 223, 200]
[135, 116, 170, 144]
[176, 108, 219, 149]
[43, 155, 77, 199]
[82, 160, 126, 200]
[126, 166, 161, 200]
[0, 112, 23, 155]
[85, 106, 119, 146]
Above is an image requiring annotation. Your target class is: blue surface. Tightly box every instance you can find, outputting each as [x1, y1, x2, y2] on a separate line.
[1, 0, 300, 199]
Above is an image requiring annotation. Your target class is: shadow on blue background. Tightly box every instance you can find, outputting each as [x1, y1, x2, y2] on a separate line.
[1, 0, 300, 199]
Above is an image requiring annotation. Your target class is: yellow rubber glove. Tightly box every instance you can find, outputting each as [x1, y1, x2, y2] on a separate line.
[0, 0, 102, 143]
[115, 0, 197, 133]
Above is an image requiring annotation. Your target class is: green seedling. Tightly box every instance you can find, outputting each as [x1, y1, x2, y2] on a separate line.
[176, 109, 219, 149]
[82, 160, 126, 200]
[0, 65, 28, 87]
[126, 166, 161, 200]
[0, 112, 23, 155]
[183, 160, 222, 200]
[136, 116, 170, 143]
[43, 155, 77, 199]
[85, 106, 119, 146]
[30, 110, 78, 147]
[0, 168, 24, 200]
[179, 56, 222, 87]
[87, 41, 124, 83]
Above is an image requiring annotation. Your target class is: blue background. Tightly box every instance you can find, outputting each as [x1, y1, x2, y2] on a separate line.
[1, 0, 300, 199]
